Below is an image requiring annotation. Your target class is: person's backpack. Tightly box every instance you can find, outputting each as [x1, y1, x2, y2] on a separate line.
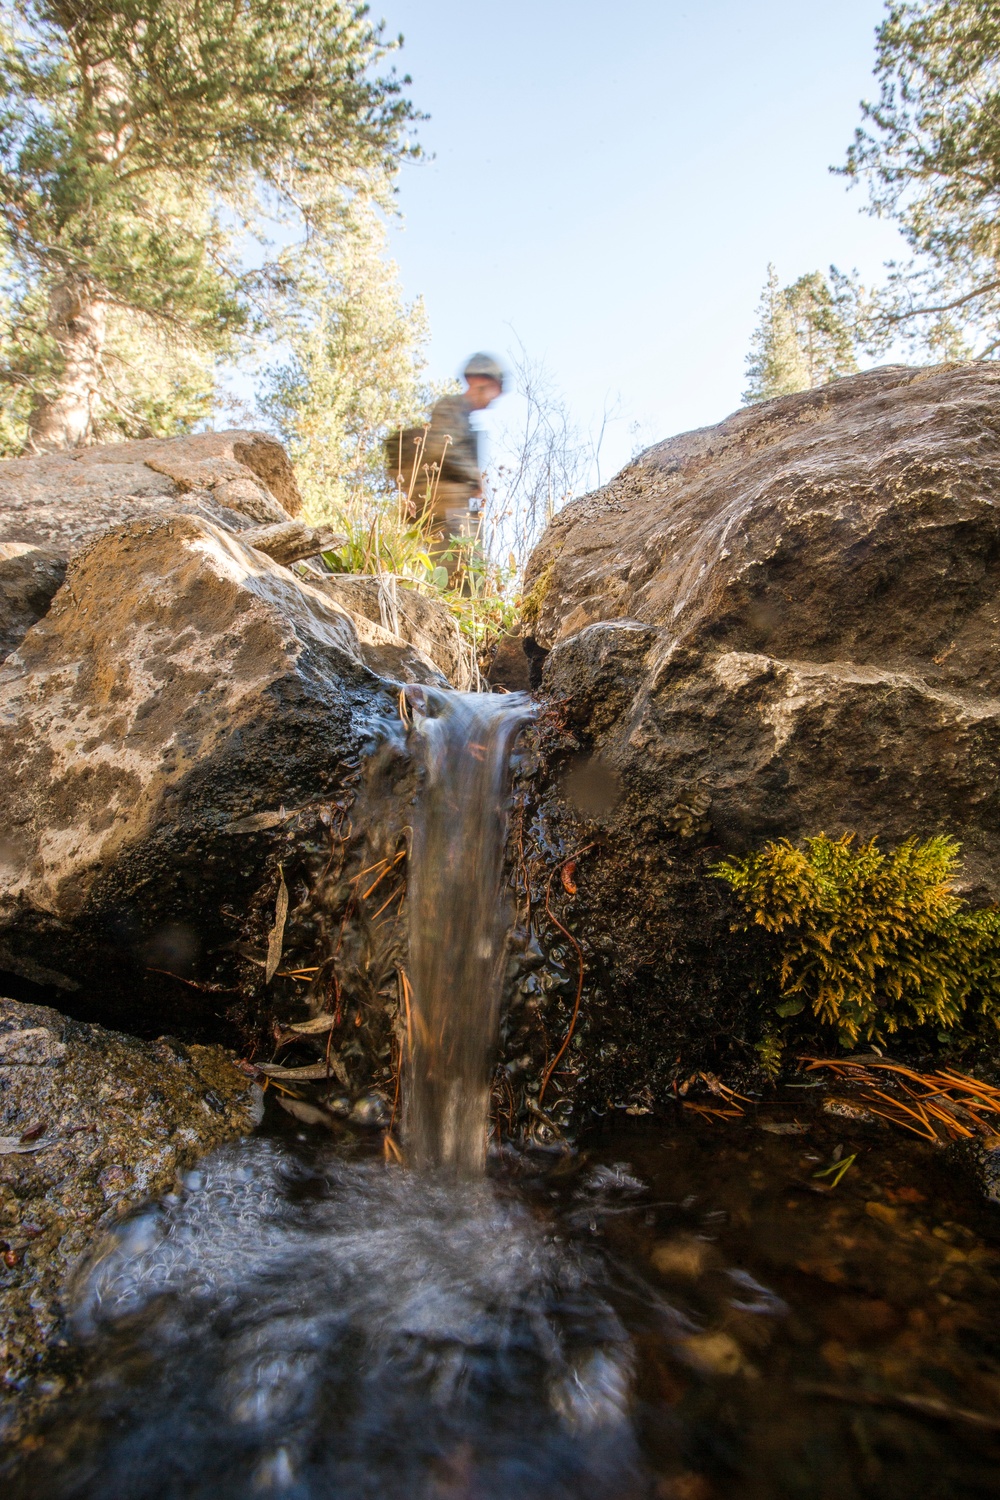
[383, 426, 454, 498]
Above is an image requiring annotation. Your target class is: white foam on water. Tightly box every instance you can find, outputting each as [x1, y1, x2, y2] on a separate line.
[40, 1139, 643, 1499]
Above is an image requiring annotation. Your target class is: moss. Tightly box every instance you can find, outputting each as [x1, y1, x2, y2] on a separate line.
[520, 561, 555, 632]
[711, 834, 1000, 1047]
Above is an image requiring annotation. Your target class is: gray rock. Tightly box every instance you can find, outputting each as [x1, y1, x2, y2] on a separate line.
[0, 995, 262, 1439]
[514, 364, 1000, 1118]
[322, 572, 479, 690]
[0, 430, 299, 558]
[487, 629, 533, 692]
[0, 546, 66, 662]
[526, 362, 1000, 694]
[0, 513, 442, 1023]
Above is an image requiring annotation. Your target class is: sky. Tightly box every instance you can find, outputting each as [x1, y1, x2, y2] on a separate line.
[378, 0, 908, 479]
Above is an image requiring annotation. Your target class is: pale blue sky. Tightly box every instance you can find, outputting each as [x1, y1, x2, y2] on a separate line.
[380, 0, 908, 476]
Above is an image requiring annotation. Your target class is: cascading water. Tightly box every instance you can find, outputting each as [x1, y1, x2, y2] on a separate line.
[10, 676, 985, 1500]
[3, 688, 645, 1499]
[404, 687, 531, 1173]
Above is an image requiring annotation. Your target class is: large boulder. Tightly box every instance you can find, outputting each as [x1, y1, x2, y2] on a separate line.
[0, 430, 300, 559]
[0, 995, 262, 1439]
[0, 434, 470, 689]
[526, 362, 1000, 690]
[513, 364, 1000, 1121]
[0, 512, 442, 1028]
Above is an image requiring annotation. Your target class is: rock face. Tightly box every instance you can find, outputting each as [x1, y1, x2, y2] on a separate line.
[0, 430, 301, 557]
[0, 546, 67, 662]
[0, 511, 443, 1027]
[0, 426, 481, 1024]
[0, 996, 261, 1437]
[515, 364, 1000, 1118]
[323, 573, 478, 691]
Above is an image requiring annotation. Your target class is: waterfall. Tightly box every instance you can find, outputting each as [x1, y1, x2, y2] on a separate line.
[4, 686, 644, 1500]
[403, 687, 532, 1173]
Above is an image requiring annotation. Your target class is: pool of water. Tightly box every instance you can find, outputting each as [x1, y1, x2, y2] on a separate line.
[564, 1106, 1000, 1499]
[6, 1100, 1000, 1499]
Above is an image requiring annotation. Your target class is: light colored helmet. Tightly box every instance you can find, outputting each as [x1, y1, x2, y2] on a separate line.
[463, 352, 506, 389]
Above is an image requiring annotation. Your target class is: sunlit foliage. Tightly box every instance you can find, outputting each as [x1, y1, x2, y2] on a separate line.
[0, 0, 417, 445]
[260, 200, 431, 526]
[843, 0, 1000, 356]
[713, 833, 1000, 1045]
[743, 265, 863, 404]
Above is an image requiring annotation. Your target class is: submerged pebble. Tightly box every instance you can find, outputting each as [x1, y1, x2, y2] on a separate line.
[650, 1236, 715, 1280]
[678, 1331, 744, 1377]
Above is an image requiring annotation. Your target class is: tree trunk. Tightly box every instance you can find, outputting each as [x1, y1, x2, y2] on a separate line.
[26, 279, 107, 452]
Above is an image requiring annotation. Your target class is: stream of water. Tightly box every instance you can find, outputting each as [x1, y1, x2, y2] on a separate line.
[403, 687, 531, 1174]
[7, 691, 1000, 1497]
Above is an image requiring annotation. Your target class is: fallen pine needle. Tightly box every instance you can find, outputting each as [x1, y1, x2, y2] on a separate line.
[796, 1381, 1000, 1433]
[800, 1056, 1000, 1144]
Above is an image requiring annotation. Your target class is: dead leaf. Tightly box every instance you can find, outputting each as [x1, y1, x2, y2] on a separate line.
[256, 1061, 335, 1081]
[286, 1014, 336, 1035]
[0, 1136, 57, 1155]
[275, 1096, 338, 1129]
[19, 1121, 46, 1142]
[224, 809, 290, 835]
[265, 869, 289, 984]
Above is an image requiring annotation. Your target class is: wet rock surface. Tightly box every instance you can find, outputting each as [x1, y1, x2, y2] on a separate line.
[526, 362, 1000, 686]
[0, 511, 442, 1031]
[513, 364, 1000, 1124]
[322, 572, 478, 690]
[0, 995, 262, 1439]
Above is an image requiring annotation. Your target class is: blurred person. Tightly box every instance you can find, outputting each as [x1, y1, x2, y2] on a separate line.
[387, 353, 505, 583]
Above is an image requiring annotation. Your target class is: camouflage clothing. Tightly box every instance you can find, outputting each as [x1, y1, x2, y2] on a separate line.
[385, 393, 484, 585]
[421, 394, 482, 586]
[426, 393, 481, 505]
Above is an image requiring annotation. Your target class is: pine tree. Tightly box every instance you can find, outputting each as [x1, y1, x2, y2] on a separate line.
[0, 1, 417, 450]
[260, 200, 430, 525]
[743, 266, 862, 404]
[743, 265, 810, 403]
[843, 1, 1000, 355]
[785, 271, 860, 386]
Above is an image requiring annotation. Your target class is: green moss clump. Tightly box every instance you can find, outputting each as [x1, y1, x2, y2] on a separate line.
[711, 834, 1000, 1046]
[519, 561, 555, 632]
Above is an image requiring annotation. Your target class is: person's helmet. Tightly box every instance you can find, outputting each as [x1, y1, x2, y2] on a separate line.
[463, 352, 506, 390]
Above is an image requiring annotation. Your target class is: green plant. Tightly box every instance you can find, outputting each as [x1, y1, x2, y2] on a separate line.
[755, 1028, 785, 1080]
[0, 1, 417, 447]
[841, 0, 1000, 358]
[742, 264, 863, 405]
[519, 561, 554, 633]
[712, 834, 1000, 1046]
[262, 200, 433, 524]
[319, 469, 520, 667]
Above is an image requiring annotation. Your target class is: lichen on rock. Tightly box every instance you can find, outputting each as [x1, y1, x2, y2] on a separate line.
[0, 995, 263, 1439]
